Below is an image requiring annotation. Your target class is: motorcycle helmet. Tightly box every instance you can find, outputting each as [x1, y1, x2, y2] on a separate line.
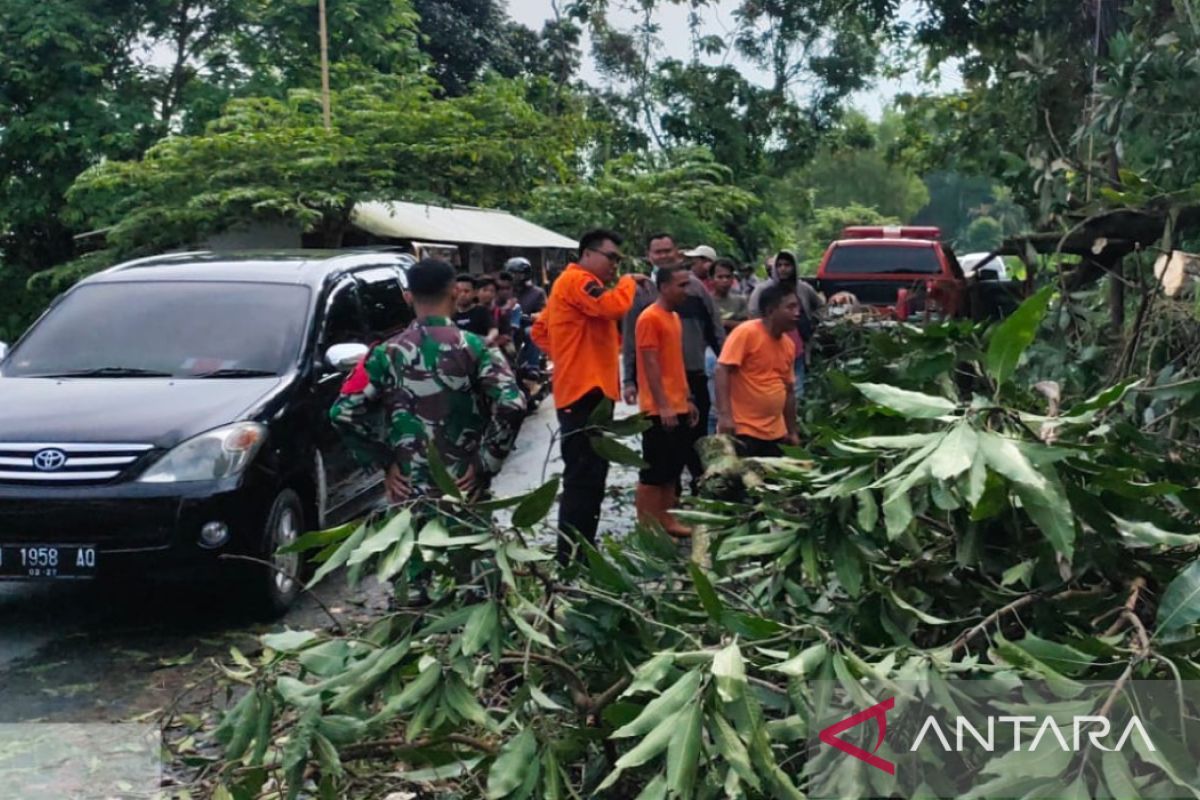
[504, 257, 532, 275]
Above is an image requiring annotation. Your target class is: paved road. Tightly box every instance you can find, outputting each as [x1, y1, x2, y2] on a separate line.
[0, 399, 640, 724]
[491, 398, 639, 542]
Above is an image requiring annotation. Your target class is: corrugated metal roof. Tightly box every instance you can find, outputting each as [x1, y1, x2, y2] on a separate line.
[352, 201, 576, 249]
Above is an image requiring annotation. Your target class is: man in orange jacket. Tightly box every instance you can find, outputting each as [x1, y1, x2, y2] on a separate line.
[532, 229, 649, 562]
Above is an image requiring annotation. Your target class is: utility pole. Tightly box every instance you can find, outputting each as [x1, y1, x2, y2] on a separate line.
[318, 0, 332, 130]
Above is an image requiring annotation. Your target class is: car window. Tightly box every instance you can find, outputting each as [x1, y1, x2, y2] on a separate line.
[355, 267, 412, 340]
[321, 279, 368, 347]
[826, 245, 942, 275]
[3, 282, 310, 378]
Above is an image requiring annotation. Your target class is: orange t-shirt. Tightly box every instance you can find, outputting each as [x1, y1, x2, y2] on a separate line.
[530, 264, 637, 409]
[718, 320, 796, 440]
[636, 303, 689, 417]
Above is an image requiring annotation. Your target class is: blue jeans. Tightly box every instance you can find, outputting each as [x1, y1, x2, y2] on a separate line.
[794, 359, 806, 400]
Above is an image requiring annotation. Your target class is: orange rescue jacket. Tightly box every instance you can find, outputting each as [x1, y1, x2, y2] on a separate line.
[531, 264, 637, 409]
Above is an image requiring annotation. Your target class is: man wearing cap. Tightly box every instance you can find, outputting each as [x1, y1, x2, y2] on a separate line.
[683, 244, 718, 292]
[622, 233, 724, 493]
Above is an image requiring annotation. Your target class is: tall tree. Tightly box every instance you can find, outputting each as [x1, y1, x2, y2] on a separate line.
[57, 76, 582, 285]
[0, 0, 158, 271]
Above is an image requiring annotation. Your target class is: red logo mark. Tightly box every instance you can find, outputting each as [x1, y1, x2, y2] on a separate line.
[818, 697, 896, 775]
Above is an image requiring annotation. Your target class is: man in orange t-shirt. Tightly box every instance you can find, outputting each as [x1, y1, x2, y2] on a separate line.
[715, 283, 802, 458]
[635, 265, 699, 537]
[531, 229, 649, 561]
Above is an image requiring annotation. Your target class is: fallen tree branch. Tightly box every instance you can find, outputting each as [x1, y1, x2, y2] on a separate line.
[951, 586, 1106, 656]
[339, 732, 499, 761]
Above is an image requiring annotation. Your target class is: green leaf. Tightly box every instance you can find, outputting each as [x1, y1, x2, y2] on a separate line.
[622, 653, 677, 697]
[316, 715, 367, 746]
[855, 490, 878, 532]
[985, 285, 1055, 385]
[712, 641, 746, 703]
[978, 433, 1046, 489]
[722, 612, 783, 639]
[1101, 751, 1139, 800]
[511, 477, 559, 528]
[1114, 516, 1200, 548]
[1001, 560, 1034, 588]
[508, 607, 554, 648]
[529, 685, 566, 711]
[417, 519, 492, 548]
[970, 471, 1009, 520]
[1061, 776, 1090, 800]
[587, 396, 615, 426]
[711, 712, 760, 790]
[666, 700, 703, 798]
[1156, 558, 1200, 635]
[611, 710, 679, 772]
[347, 510, 411, 566]
[768, 643, 827, 678]
[261, 629, 319, 653]
[443, 676, 496, 730]
[964, 455, 988, 506]
[486, 729, 536, 799]
[689, 562, 724, 622]
[224, 690, 261, 761]
[372, 660, 440, 722]
[928, 424, 978, 480]
[834, 538, 863, 597]
[307, 521, 369, 589]
[887, 589, 952, 625]
[605, 413, 653, 437]
[854, 382, 958, 419]
[613, 669, 702, 738]
[851, 433, 942, 449]
[1063, 378, 1141, 418]
[883, 489, 914, 540]
[462, 602, 498, 657]
[427, 442, 462, 499]
[632, 774, 668, 800]
[277, 521, 357, 555]
[376, 529, 416, 583]
[1014, 478, 1076, 559]
[590, 433, 647, 467]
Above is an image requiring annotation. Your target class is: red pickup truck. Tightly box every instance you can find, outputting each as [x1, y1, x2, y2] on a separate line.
[813, 226, 1024, 320]
[814, 226, 965, 318]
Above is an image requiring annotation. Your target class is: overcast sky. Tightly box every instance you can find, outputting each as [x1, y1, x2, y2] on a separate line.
[505, 0, 960, 118]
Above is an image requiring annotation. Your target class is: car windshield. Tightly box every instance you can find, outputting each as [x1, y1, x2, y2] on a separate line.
[4, 282, 311, 379]
[827, 245, 941, 275]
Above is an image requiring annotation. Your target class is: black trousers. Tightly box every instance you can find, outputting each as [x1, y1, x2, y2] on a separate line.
[736, 435, 784, 458]
[684, 370, 710, 485]
[557, 389, 610, 563]
[640, 417, 691, 487]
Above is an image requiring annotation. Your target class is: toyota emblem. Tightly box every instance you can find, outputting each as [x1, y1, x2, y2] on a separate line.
[32, 449, 68, 472]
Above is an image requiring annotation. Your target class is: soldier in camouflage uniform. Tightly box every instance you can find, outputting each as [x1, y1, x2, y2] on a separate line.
[330, 259, 525, 501]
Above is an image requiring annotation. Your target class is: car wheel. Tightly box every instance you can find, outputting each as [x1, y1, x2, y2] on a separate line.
[246, 488, 304, 619]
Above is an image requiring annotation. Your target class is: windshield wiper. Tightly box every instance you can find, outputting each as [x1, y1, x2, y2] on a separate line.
[193, 368, 278, 378]
[33, 366, 175, 378]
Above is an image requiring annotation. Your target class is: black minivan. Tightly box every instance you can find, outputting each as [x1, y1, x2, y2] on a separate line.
[0, 250, 413, 615]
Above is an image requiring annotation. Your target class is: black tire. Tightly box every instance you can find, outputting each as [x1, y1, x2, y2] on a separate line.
[245, 488, 304, 619]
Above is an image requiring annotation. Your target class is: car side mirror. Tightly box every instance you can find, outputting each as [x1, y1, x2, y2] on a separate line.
[324, 343, 369, 373]
[0, 342, 8, 362]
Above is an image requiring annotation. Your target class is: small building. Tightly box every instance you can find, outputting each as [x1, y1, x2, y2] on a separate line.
[339, 201, 577, 283]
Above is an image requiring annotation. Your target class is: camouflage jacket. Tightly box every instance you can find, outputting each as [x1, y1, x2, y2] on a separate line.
[330, 316, 525, 491]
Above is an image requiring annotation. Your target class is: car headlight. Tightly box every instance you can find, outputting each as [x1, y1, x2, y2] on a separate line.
[139, 423, 267, 483]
